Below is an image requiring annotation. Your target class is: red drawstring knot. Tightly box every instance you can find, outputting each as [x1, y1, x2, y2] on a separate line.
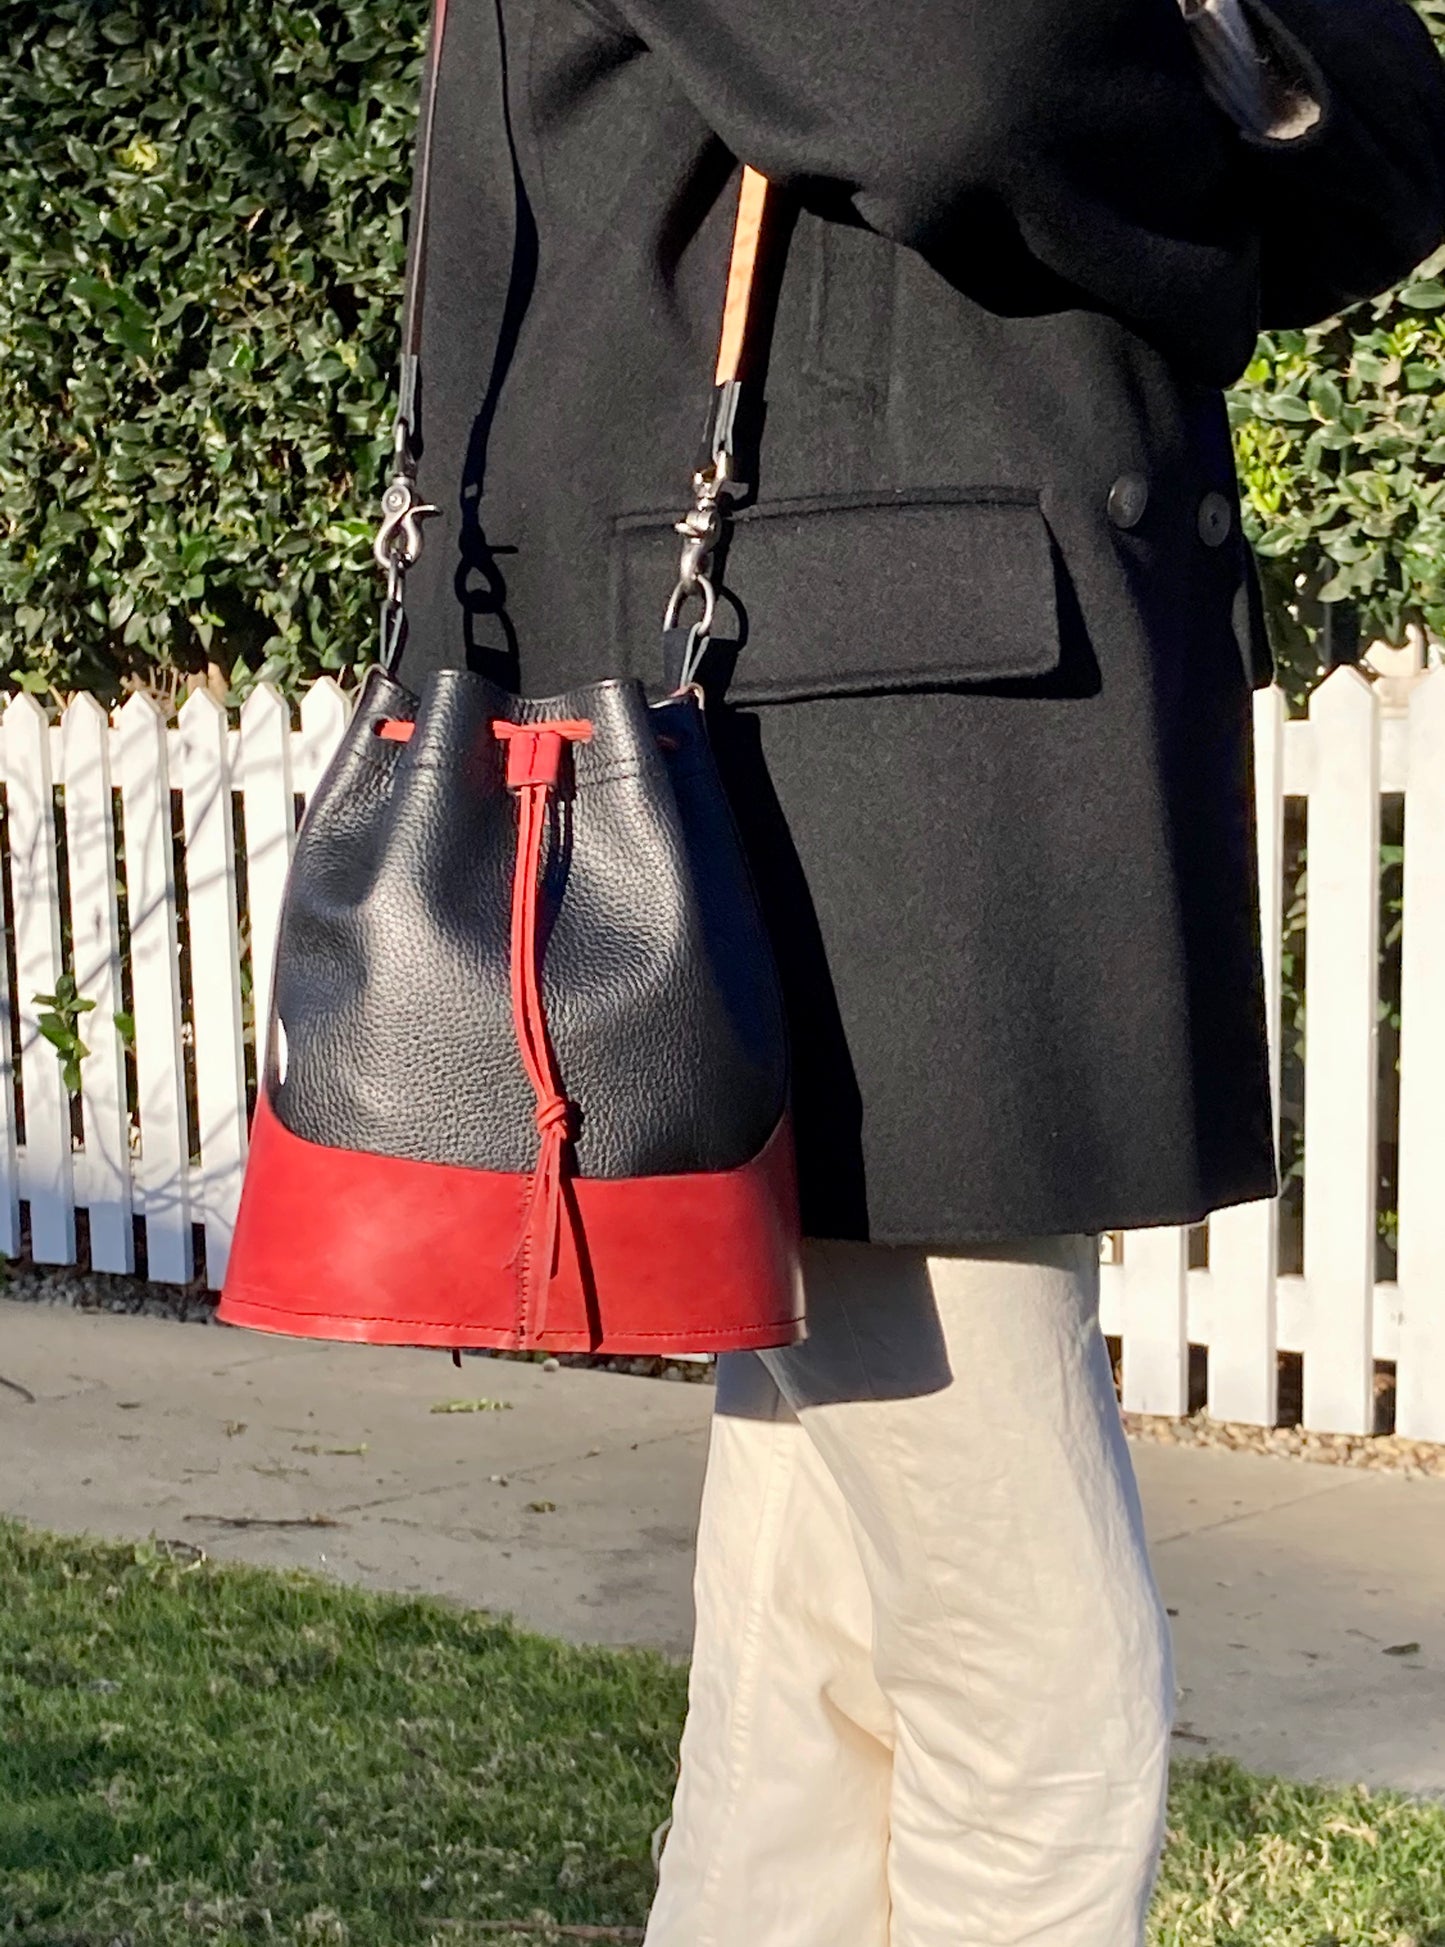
[535, 1093, 572, 1140]
[492, 717, 593, 1340]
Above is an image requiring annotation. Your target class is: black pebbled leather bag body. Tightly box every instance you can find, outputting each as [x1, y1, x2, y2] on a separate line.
[217, 2, 802, 1357]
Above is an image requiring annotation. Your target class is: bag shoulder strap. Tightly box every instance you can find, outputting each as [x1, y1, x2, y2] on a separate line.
[374, 0, 774, 679]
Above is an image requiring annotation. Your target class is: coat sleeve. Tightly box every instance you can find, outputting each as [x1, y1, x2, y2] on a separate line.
[1235, 0, 1445, 327]
[594, 0, 1263, 381]
[594, 0, 1445, 375]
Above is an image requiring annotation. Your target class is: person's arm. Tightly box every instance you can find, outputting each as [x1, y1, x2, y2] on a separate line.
[596, 0, 1260, 380]
[1230, 0, 1445, 326]
[596, 0, 1445, 374]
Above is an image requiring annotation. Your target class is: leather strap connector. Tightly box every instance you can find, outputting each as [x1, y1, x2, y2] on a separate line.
[715, 166, 771, 387]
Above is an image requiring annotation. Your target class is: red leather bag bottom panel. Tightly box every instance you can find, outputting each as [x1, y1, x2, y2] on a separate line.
[217, 1090, 805, 1355]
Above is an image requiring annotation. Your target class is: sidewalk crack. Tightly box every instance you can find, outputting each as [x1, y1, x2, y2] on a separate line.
[1152, 1479, 1348, 1548]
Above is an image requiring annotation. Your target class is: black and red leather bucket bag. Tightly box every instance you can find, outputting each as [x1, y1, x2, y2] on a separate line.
[217, 10, 802, 1356]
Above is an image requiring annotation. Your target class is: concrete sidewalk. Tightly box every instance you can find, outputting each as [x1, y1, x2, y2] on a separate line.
[1, 1297, 1442, 1797]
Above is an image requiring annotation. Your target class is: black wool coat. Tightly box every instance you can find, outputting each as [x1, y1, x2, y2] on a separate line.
[400, 0, 1445, 1247]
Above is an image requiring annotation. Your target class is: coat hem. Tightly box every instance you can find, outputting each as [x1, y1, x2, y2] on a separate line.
[805, 1170, 1281, 1252]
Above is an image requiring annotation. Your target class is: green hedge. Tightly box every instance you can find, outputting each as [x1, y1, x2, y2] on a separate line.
[0, 0, 424, 702]
[3, 0, 1444, 702]
[1235, 257, 1445, 683]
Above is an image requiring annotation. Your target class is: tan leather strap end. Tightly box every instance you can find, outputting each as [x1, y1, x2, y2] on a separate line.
[715, 166, 771, 387]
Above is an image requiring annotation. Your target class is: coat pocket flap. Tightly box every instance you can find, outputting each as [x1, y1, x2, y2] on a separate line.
[610, 488, 1063, 704]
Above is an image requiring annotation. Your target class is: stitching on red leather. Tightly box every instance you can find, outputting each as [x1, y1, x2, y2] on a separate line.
[220, 1291, 800, 1344]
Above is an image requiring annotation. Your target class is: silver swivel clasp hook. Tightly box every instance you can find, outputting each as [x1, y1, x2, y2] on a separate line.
[664, 382, 748, 693]
[374, 419, 441, 581]
[374, 412, 440, 671]
[374, 472, 441, 582]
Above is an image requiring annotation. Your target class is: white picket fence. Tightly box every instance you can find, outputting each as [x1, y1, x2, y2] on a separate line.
[0, 666, 1442, 1441]
[1101, 666, 1445, 1441]
[0, 680, 348, 1292]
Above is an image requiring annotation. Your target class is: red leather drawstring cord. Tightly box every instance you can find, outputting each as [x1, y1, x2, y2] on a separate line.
[492, 719, 593, 1338]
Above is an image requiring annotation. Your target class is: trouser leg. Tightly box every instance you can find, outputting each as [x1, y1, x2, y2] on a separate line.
[764, 1235, 1174, 1947]
[644, 1346, 894, 1947]
[647, 1234, 1174, 1947]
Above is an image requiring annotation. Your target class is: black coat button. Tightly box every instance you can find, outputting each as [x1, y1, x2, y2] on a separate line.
[1198, 491, 1234, 547]
[1107, 472, 1149, 529]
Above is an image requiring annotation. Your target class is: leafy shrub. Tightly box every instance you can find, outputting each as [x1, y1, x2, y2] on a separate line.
[1234, 244, 1445, 687]
[0, 0, 424, 703]
[1230, 0, 1445, 688]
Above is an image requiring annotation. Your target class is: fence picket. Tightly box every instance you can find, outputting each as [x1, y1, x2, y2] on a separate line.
[0, 783, 18, 1256]
[61, 694, 135, 1273]
[116, 693, 192, 1283]
[1395, 672, 1445, 1439]
[1204, 685, 1284, 1425]
[177, 690, 248, 1287]
[1301, 668, 1379, 1434]
[239, 685, 295, 1068]
[1120, 1224, 1189, 1416]
[295, 678, 351, 801]
[2, 694, 75, 1262]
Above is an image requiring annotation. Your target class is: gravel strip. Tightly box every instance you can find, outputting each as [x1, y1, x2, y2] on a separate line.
[6, 1262, 1443, 1458]
[1, 1260, 219, 1325]
[1122, 1410, 1445, 1479]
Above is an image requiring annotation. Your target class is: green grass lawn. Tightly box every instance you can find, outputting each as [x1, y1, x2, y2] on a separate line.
[1, 1520, 1442, 1947]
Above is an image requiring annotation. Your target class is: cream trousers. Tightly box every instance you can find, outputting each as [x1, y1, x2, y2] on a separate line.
[644, 1235, 1175, 1947]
